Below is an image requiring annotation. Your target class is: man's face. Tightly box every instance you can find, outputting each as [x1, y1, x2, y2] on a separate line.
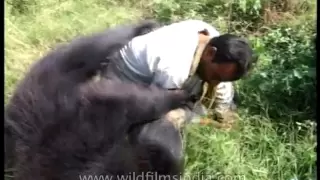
[199, 45, 239, 84]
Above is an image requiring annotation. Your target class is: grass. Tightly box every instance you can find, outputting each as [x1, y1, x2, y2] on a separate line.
[5, 0, 316, 180]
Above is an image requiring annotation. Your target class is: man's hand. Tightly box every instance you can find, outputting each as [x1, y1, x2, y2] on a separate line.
[211, 104, 239, 131]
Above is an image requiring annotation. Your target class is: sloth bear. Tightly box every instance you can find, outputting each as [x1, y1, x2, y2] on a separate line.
[5, 20, 191, 180]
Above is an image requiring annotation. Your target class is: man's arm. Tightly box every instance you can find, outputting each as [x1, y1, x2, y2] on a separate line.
[214, 82, 235, 111]
[212, 82, 238, 125]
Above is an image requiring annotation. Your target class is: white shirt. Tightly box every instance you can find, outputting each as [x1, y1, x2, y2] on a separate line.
[118, 20, 234, 107]
[119, 20, 220, 89]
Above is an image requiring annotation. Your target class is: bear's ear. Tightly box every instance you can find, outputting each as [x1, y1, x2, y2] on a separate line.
[198, 29, 209, 36]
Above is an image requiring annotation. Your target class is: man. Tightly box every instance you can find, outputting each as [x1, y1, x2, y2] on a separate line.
[103, 19, 255, 130]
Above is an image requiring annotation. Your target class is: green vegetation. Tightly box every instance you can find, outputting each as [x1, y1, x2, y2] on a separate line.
[5, 0, 316, 179]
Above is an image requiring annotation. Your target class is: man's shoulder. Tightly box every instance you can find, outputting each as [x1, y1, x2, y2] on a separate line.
[170, 19, 220, 37]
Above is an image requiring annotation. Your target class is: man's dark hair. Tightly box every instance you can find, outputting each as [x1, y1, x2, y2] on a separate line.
[209, 33, 257, 81]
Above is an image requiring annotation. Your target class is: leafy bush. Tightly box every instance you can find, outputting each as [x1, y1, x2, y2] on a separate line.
[237, 21, 316, 121]
[149, 0, 314, 33]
